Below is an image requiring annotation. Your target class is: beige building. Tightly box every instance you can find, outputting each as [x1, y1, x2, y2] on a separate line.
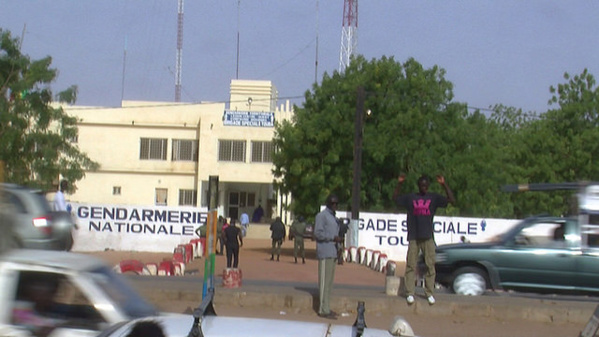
[64, 80, 293, 223]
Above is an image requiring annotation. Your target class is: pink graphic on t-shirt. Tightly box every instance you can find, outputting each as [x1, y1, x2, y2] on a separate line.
[413, 199, 431, 215]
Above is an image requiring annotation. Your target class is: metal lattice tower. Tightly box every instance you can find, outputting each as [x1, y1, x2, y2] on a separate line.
[339, 0, 358, 72]
[175, 0, 184, 102]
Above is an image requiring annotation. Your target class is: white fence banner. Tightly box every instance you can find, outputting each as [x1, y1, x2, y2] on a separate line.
[336, 211, 520, 262]
[70, 203, 208, 252]
[70, 202, 520, 260]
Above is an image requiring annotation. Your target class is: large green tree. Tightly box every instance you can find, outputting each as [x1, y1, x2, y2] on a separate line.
[0, 29, 97, 190]
[273, 56, 510, 218]
[493, 69, 599, 217]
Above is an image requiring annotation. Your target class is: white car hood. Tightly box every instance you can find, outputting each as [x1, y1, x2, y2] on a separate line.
[104, 314, 395, 337]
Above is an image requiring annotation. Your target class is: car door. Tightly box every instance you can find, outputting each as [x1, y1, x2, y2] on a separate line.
[576, 248, 599, 292]
[575, 213, 599, 292]
[7, 269, 109, 337]
[491, 219, 579, 290]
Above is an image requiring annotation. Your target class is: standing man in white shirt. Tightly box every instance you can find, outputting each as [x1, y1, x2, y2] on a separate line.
[53, 180, 68, 212]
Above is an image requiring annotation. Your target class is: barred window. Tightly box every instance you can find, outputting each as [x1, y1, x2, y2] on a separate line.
[140, 138, 167, 160]
[179, 189, 197, 206]
[172, 139, 198, 161]
[218, 140, 246, 162]
[251, 141, 273, 163]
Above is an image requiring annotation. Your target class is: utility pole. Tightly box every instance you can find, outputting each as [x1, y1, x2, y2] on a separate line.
[350, 86, 365, 248]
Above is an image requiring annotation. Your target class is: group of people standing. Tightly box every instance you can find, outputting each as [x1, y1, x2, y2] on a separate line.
[268, 215, 310, 264]
[194, 172, 455, 319]
[314, 173, 454, 319]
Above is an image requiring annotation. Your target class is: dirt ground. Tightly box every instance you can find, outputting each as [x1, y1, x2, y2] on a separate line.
[85, 238, 586, 337]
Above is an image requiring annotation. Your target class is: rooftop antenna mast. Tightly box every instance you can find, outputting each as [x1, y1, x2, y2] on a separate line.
[314, 0, 319, 83]
[175, 0, 184, 102]
[236, 0, 240, 79]
[339, 0, 358, 72]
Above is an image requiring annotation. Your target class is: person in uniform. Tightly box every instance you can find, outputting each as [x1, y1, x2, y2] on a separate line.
[289, 216, 307, 264]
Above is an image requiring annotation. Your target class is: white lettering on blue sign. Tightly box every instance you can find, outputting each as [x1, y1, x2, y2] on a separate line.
[222, 110, 275, 127]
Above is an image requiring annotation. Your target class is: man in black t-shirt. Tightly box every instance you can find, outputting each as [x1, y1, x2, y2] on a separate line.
[393, 174, 455, 306]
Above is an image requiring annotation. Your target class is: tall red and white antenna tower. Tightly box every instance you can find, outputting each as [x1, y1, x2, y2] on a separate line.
[339, 0, 358, 72]
[175, 0, 184, 102]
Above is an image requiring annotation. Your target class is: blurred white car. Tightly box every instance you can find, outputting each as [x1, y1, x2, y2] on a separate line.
[0, 249, 414, 337]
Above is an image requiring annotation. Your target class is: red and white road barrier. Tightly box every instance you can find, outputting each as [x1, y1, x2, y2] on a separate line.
[364, 249, 373, 267]
[371, 250, 381, 270]
[343, 248, 349, 262]
[377, 253, 388, 273]
[113, 260, 151, 275]
[386, 260, 397, 276]
[358, 247, 366, 264]
[222, 268, 242, 288]
[145, 262, 158, 276]
[349, 246, 357, 263]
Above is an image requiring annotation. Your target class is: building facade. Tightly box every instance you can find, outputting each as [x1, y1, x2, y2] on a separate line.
[64, 80, 293, 223]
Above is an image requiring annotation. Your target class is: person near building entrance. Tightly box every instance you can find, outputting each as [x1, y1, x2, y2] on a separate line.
[252, 204, 264, 223]
[314, 194, 341, 319]
[269, 216, 286, 261]
[240, 212, 250, 237]
[393, 174, 455, 306]
[289, 216, 307, 264]
[222, 218, 243, 268]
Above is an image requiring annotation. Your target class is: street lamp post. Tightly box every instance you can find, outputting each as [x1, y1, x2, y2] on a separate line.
[350, 86, 365, 248]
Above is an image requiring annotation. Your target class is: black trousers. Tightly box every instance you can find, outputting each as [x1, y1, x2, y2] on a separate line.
[226, 245, 240, 268]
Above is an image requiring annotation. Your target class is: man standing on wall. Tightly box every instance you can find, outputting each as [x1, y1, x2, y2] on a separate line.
[393, 174, 455, 306]
[314, 194, 341, 319]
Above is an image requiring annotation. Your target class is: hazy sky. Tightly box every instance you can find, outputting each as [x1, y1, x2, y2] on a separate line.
[2, 1, 599, 113]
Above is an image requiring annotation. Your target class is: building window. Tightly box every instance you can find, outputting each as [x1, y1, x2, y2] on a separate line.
[218, 140, 246, 162]
[247, 192, 256, 207]
[113, 186, 121, 195]
[155, 188, 168, 206]
[251, 141, 273, 163]
[172, 139, 198, 161]
[179, 189, 197, 206]
[140, 138, 167, 160]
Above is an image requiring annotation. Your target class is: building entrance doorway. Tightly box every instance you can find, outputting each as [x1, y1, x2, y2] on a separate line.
[228, 192, 239, 220]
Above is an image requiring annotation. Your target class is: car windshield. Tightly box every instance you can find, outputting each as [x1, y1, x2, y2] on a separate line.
[89, 266, 159, 318]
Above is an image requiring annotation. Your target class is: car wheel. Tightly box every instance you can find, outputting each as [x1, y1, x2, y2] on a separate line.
[64, 233, 74, 251]
[451, 266, 488, 296]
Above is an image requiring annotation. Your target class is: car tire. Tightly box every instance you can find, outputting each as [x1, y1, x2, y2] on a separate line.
[64, 233, 74, 251]
[451, 266, 488, 296]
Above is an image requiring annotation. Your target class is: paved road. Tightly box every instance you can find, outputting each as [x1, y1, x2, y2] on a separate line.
[88, 238, 599, 337]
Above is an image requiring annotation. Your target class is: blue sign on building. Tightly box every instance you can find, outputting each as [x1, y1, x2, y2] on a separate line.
[223, 110, 275, 127]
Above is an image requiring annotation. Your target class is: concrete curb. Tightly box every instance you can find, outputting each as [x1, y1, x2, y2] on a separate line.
[134, 280, 597, 325]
